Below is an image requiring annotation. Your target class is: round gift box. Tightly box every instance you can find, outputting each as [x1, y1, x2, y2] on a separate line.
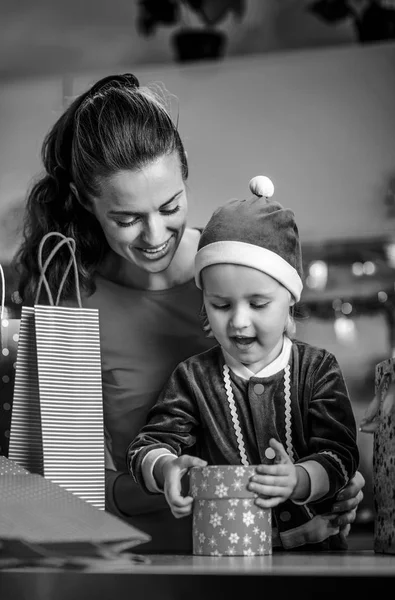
[189, 465, 272, 556]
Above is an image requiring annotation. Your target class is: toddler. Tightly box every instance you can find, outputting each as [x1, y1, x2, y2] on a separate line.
[127, 176, 359, 551]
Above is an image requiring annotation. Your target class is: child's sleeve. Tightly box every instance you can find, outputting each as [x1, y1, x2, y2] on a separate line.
[296, 352, 359, 503]
[126, 360, 200, 494]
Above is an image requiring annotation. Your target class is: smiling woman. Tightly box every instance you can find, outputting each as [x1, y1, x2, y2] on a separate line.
[14, 72, 365, 553]
[14, 73, 215, 552]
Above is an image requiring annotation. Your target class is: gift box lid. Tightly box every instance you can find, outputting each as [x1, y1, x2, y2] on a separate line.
[189, 465, 258, 499]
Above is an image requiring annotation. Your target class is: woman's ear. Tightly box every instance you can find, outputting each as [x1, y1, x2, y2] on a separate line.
[70, 183, 93, 214]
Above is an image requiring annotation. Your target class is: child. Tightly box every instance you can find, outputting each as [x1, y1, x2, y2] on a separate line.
[127, 176, 359, 551]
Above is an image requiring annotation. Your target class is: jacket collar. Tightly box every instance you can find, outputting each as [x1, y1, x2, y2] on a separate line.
[221, 336, 292, 381]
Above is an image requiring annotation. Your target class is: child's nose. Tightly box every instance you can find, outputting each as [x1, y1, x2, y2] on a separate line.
[230, 307, 250, 330]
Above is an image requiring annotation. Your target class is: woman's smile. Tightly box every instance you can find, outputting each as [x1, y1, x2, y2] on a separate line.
[135, 236, 174, 260]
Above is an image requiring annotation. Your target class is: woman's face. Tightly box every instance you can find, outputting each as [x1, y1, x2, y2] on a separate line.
[90, 153, 188, 274]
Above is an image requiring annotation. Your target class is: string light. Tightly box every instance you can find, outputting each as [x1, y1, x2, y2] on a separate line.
[378, 291, 388, 303]
[299, 239, 395, 357]
[334, 315, 357, 345]
[332, 298, 342, 311]
[362, 261, 376, 275]
[341, 302, 353, 315]
[352, 262, 364, 277]
[385, 243, 395, 268]
[306, 260, 328, 291]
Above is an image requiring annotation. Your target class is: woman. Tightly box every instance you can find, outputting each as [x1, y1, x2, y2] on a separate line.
[16, 73, 364, 553]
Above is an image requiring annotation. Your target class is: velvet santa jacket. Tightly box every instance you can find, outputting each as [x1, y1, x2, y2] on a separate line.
[127, 340, 359, 549]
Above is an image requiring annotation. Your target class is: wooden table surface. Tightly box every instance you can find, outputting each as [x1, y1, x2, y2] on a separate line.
[1, 550, 394, 600]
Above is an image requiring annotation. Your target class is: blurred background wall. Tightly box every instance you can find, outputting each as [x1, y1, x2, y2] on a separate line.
[2, 42, 395, 258]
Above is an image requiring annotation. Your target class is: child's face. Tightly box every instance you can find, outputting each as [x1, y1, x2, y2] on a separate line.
[202, 264, 294, 373]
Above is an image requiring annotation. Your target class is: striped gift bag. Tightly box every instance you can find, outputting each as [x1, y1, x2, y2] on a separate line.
[9, 233, 105, 510]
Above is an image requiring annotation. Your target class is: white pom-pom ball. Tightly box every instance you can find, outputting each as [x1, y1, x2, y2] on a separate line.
[249, 175, 274, 198]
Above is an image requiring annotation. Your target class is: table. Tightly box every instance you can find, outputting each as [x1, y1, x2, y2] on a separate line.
[1, 550, 394, 600]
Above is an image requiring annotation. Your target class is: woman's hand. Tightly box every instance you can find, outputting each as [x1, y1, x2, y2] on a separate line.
[248, 439, 298, 508]
[161, 454, 207, 519]
[359, 392, 382, 434]
[328, 470, 365, 531]
[360, 376, 395, 434]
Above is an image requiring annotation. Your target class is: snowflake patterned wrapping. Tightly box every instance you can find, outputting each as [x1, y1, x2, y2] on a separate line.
[0, 455, 30, 476]
[373, 359, 395, 554]
[189, 465, 271, 556]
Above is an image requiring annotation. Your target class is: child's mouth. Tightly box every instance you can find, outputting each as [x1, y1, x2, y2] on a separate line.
[232, 336, 256, 349]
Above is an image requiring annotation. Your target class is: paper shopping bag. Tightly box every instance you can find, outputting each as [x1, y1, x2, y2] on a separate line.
[373, 358, 395, 554]
[9, 233, 105, 510]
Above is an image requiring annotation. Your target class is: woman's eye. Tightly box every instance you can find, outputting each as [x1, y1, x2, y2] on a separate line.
[115, 217, 140, 228]
[161, 205, 180, 216]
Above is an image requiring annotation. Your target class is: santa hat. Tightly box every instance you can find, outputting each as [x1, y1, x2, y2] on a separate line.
[195, 176, 303, 302]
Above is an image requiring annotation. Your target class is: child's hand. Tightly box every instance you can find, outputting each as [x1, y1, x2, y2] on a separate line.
[248, 438, 297, 508]
[162, 455, 207, 519]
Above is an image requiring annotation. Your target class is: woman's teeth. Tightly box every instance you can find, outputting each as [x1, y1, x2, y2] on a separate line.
[137, 238, 173, 261]
[141, 241, 168, 254]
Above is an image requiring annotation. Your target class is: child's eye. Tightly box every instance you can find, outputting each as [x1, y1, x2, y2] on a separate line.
[251, 303, 268, 309]
[211, 303, 230, 310]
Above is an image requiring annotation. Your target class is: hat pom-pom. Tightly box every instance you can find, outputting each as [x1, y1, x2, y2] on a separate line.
[249, 176, 274, 199]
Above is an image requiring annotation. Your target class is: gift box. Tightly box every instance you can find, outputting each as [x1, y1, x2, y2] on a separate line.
[189, 465, 272, 556]
[373, 358, 395, 554]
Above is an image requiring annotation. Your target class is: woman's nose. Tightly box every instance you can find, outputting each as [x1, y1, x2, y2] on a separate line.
[142, 215, 166, 246]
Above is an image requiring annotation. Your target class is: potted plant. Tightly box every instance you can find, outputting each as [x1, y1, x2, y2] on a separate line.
[308, 0, 395, 43]
[136, 0, 246, 62]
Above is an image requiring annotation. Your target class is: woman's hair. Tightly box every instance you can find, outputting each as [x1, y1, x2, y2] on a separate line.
[16, 73, 188, 305]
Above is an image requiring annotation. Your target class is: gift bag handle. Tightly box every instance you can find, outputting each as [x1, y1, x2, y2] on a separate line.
[36, 233, 75, 305]
[35, 232, 82, 308]
[42, 235, 79, 307]
[0, 263, 5, 321]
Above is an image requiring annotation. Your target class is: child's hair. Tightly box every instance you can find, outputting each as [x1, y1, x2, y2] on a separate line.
[15, 73, 188, 305]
